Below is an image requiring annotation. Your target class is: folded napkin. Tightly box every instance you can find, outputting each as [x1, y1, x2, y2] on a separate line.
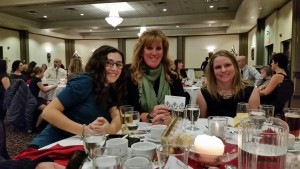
[13, 144, 84, 166]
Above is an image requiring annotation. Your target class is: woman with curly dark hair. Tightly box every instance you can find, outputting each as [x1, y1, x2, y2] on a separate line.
[30, 45, 126, 148]
[9, 60, 26, 84]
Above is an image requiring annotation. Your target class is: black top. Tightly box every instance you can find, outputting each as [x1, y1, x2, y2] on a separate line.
[200, 60, 208, 71]
[125, 69, 186, 113]
[9, 73, 26, 84]
[180, 69, 187, 79]
[201, 85, 254, 117]
[29, 77, 41, 98]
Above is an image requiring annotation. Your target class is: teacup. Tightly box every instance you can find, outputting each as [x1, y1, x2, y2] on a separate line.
[288, 134, 295, 149]
[131, 142, 157, 160]
[106, 138, 128, 156]
[149, 125, 167, 140]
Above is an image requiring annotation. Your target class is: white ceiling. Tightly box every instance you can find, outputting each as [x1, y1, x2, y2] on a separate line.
[0, 0, 290, 39]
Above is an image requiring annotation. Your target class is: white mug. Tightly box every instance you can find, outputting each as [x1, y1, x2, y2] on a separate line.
[131, 142, 157, 160]
[106, 138, 128, 156]
[149, 125, 167, 140]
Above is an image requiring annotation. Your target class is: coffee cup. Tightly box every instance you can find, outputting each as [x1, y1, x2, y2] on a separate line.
[288, 134, 295, 149]
[106, 138, 128, 156]
[149, 125, 167, 140]
[131, 142, 156, 160]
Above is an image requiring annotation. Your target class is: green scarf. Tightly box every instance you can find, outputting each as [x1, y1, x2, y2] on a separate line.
[138, 64, 171, 113]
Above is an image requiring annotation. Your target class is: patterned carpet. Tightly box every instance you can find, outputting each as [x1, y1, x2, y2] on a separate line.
[5, 123, 39, 158]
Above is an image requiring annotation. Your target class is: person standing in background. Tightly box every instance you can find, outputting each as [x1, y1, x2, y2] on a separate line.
[43, 59, 67, 81]
[236, 55, 263, 86]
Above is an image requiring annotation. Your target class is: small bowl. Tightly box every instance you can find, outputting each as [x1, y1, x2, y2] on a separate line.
[189, 140, 238, 166]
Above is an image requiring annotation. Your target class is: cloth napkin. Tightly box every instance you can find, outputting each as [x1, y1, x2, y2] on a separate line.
[13, 144, 84, 166]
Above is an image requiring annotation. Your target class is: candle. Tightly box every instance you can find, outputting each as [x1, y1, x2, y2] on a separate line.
[194, 134, 224, 155]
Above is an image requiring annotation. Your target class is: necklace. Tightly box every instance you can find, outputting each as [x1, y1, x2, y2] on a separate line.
[218, 89, 234, 99]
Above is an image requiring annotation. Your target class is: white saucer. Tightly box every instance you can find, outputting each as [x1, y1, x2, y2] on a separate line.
[145, 134, 161, 143]
[288, 142, 300, 152]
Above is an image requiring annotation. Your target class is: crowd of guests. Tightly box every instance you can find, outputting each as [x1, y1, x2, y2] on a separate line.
[0, 29, 293, 168]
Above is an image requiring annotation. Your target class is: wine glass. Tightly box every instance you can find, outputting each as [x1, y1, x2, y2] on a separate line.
[124, 111, 140, 135]
[186, 104, 200, 131]
[120, 105, 134, 123]
[235, 102, 249, 127]
[83, 127, 107, 160]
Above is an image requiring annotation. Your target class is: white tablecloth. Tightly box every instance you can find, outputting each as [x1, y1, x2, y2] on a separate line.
[39, 84, 66, 100]
[183, 86, 200, 104]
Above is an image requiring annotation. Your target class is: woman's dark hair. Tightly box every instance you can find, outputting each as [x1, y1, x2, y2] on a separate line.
[0, 59, 7, 76]
[26, 61, 37, 74]
[11, 60, 21, 72]
[272, 53, 288, 73]
[174, 59, 183, 70]
[85, 45, 126, 107]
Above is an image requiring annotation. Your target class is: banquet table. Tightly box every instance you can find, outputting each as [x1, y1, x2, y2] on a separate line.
[30, 118, 300, 169]
[38, 84, 66, 100]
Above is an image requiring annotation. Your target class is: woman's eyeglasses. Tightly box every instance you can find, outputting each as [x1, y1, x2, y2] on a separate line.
[105, 60, 124, 69]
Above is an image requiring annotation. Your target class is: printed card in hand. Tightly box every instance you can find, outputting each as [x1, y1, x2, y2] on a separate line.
[164, 95, 186, 110]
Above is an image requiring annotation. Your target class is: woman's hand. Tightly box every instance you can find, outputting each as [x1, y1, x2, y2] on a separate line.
[85, 117, 109, 134]
[152, 113, 172, 125]
[151, 104, 171, 125]
[35, 162, 65, 169]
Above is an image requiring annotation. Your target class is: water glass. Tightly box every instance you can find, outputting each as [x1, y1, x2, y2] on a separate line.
[208, 116, 228, 138]
[83, 127, 106, 160]
[123, 155, 152, 169]
[259, 105, 275, 118]
[120, 105, 134, 124]
[124, 111, 140, 135]
[156, 145, 189, 169]
[249, 109, 266, 117]
[284, 108, 300, 139]
[92, 147, 121, 169]
[238, 117, 289, 169]
[186, 104, 200, 131]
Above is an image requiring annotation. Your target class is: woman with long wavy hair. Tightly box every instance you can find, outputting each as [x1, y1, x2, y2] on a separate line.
[126, 29, 185, 125]
[30, 45, 127, 148]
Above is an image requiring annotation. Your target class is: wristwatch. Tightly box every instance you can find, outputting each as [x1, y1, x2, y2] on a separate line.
[146, 113, 153, 123]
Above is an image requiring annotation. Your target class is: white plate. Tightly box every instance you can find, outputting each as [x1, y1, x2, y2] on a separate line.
[145, 134, 161, 143]
[288, 142, 300, 152]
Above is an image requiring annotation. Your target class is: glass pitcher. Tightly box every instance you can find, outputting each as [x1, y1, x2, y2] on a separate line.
[238, 117, 289, 169]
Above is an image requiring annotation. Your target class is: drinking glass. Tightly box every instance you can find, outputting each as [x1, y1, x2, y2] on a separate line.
[92, 147, 121, 169]
[120, 105, 134, 124]
[249, 109, 266, 117]
[186, 104, 200, 131]
[259, 105, 275, 118]
[238, 117, 289, 169]
[83, 127, 106, 160]
[123, 155, 152, 169]
[124, 111, 140, 135]
[208, 116, 228, 138]
[235, 102, 249, 127]
[156, 145, 189, 169]
[284, 108, 300, 141]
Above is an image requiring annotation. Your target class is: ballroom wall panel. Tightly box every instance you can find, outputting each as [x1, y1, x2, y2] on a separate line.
[185, 35, 239, 68]
[248, 27, 258, 66]
[29, 34, 65, 68]
[0, 28, 20, 72]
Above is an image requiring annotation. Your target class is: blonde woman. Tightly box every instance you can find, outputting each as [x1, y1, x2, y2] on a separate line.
[67, 57, 83, 81]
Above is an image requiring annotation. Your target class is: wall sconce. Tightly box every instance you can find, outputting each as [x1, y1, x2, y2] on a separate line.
[47, 52, 51, 63]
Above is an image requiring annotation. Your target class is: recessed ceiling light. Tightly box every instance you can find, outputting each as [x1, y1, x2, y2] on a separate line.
[92, 2, 134, 12]
[259, 7, 262, 10]
[251, 16, 254, 19]
[43, 16, 47, 18]
[176, 26, 179, 28]
[209, 5, 214, 8]
[89, 30, 92, 32]
[117, 28, 120, 30]
[163, 8, 167, 12]
[80, 13, 84, 16]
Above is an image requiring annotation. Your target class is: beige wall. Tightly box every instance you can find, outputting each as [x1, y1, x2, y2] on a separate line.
[29, 34, 66, 68]
[248, 27, 257, 66]
[0, 28, 21, 72]
[185, 35, 239, 68]
[278, 1, 292, 42]
[75, 39, 118, 66]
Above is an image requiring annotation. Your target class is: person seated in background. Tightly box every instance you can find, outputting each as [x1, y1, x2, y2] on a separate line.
[259, 53, 289, 115]
[29, 45, 126, 148]
[258, 65, 272, 90]
[21, 64, 28, 74]
[29, 67, 57, 129]
[9, 60, 27, 84]
[41, 64, 47, 72]
[43, 59, 67, 81]
[126, 29, 186, 125]
[67, 57, 84, 81]
[196, 50, 260, 118]
[236, 55, 263, 86]
[24, 61, 37, 82]
[174, 59, 187, 80]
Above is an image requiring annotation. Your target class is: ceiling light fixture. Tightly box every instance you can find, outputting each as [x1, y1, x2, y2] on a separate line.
[105, 9, 123, 27]
[137, 27, 147, 37]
